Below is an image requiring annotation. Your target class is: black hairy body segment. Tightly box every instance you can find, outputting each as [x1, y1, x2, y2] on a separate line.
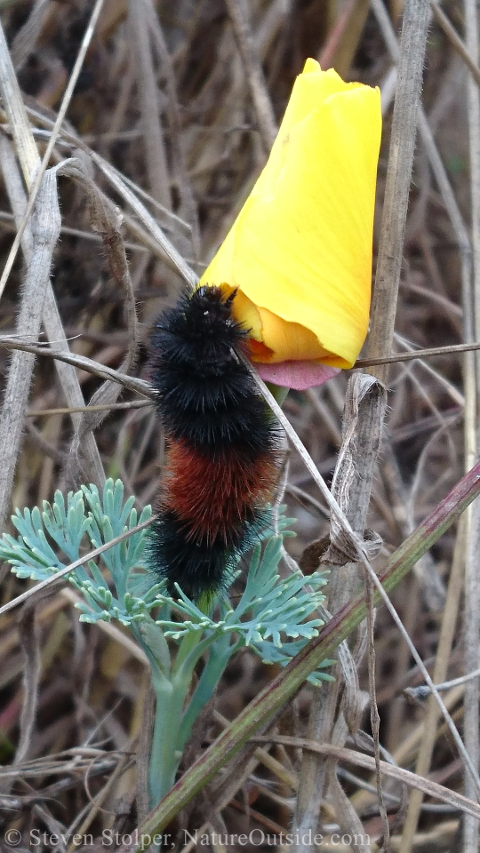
[147, 285, 279, 600]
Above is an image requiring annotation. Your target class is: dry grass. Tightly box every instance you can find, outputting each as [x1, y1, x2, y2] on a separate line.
[0, 1, 478, 851]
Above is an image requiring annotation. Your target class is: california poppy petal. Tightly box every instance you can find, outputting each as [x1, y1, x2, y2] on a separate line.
[200, 59, 381, 386]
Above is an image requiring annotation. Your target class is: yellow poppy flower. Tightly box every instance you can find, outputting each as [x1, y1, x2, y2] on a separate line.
[199, 58, 381, 388]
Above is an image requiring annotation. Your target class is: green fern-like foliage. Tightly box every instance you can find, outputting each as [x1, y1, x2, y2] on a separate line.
[0, 479, 331, 678]
[0, 479, 333, 805]
[155, 534, 331, 681]
[0, 481, 159, 624]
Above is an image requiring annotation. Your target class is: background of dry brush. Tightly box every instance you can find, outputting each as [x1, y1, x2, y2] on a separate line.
[0, 1, 476, 851]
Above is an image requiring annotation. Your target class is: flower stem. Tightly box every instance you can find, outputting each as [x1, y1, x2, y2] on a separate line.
[132, 455, 480, 841]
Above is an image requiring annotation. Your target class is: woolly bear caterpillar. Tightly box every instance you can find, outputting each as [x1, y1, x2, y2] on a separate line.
[147, 285, 279, 600]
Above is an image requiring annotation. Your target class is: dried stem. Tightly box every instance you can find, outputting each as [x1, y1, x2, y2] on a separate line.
[127, 452, 480, 844]
[463, 1, 480, 850]
[224, 0, 278, 152]
[292, 2, 431, 846]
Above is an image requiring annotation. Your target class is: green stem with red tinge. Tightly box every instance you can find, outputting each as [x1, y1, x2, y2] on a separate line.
[123, 456, 480, 849]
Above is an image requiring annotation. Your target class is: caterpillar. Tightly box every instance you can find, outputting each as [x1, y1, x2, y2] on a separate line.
[147, 285, 280, 601]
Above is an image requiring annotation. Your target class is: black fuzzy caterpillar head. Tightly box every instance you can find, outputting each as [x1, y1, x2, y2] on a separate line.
[151, 286, 246, 366]
[148, 286, 274, 453]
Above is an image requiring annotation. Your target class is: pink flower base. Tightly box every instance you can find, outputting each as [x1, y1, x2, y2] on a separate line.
[256, 360, 340, 390]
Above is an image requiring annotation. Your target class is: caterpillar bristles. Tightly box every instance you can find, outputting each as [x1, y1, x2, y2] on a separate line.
[147, 285, 280, 601]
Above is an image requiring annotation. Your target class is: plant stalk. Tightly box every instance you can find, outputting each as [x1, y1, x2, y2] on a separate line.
[121, 454, 480, 847]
